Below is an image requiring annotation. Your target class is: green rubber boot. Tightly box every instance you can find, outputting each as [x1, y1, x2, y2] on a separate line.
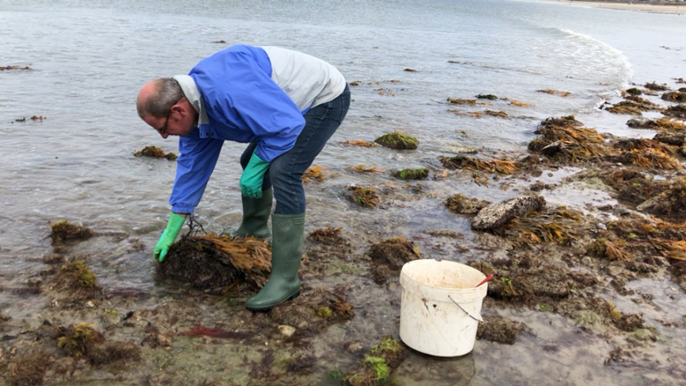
[245, 212, 305, 312]
[233, 188, 273, 238]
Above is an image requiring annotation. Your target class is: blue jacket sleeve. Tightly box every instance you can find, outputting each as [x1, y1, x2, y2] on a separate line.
[192, 50, 306, 162]
[169, 129, 224, 213]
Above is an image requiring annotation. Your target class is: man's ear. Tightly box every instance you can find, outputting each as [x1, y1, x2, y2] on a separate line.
[170, 103, 185, 117]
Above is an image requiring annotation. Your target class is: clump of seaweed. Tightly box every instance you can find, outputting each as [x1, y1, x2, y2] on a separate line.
[445, 193, 491, 215]
[606, 213, 686, 241]
[607, 96, 662, 115]
[447, 97, 477, 105]
[655, 118, 686, 131]
[487, 275, 525, 300]
[661, 91, 686, 103]
[159, 233, 272, 291]
[42, 260, 102, 303]
[343, 337, 404, 386]
[628, 117, 686, 130]
[348, 186, 380, 208]
[645, 81, 669, 91]
[486, 255, 590, 302]
[652, 239, 686, 262]
[663, 105, 686, 119]
[495, 206, 585, 248]
[344, 140, 378, 147]
[588, 238, 631, 261]
[88, 341, 142, 366]
[610, 148, 682, 170]
[634, 177, 686, 217]
[6, 353, 50, 386]
[477, 94, 498, 100]
[49, 220, 95, 244]
[448, 109, 483, 118]
[612, 138, 675, 154]
[607, 102, 644, 116]
[527, 116, 611, 163]
[56, 323, 103, 357]
[1, 64, 31, 71]
[133, 146, 177, 160]
[313, 292, 355, 321]
[368, 236, 420, 271]
[540, 115, 583, 128]
[374, 131, 419, 150]
[393, 167, 428, 180]
[477, 315, 528, 345]
[624, 88, 643, 96]
[537, 89, 570, 97]
[376, 88, 395, 96]
[440, 154, 517, 174]
[533, 121, 604, 145]
[302, 165, 327, 183]
[62, 261, 98, 289]
[348, 165, 383, 173]
[510, 100, 532, 107]
[598, 169, 659, 205]
[56, 323, 142, 365]
[484, 110, 509, 118]
[309, 226, 346, 246]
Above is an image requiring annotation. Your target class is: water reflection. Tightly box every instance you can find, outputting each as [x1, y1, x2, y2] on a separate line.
[394, 350, 477, 386]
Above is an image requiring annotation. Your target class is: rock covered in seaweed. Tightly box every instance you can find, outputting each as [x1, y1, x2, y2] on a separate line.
[392, 167, 428, 180]
[471, 196, 546, 231]
[374, 131, 419, 150]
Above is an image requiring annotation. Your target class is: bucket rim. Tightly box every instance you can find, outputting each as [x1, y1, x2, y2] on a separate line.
[400, 259, 487, 293]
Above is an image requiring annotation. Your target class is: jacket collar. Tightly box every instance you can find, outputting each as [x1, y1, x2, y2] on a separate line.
[172, 75, 209, 127]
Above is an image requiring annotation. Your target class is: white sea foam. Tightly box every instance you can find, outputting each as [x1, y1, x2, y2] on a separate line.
[558, 28, 635, 88]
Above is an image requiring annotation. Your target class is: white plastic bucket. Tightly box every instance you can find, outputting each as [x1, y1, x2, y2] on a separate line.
[399, 259, 488, 357]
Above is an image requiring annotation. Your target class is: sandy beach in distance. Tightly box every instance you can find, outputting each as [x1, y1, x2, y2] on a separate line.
[554, 0, 685, 14]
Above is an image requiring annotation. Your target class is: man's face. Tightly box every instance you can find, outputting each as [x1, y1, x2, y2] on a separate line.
[143, 100, 194, 139]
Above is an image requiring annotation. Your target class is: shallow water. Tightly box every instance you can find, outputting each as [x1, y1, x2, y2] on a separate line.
[1, 0, 686, 384]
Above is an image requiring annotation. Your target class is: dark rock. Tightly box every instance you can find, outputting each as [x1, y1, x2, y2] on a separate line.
[626, 118, 655, 129]
[653, 131, 686, 146]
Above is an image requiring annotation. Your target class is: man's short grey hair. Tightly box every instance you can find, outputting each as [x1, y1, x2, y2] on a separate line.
[137, 78, 184, 119]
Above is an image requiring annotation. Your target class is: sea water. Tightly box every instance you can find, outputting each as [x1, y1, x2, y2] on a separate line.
[0, 0, 685, 384]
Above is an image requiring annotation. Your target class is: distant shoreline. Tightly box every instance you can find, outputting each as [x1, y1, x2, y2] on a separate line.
[550, 0, 685, 14]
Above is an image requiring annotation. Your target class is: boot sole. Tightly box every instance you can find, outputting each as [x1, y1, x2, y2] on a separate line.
[246, 289, 301, 312]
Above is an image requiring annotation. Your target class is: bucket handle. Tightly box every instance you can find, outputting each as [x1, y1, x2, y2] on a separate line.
[448, 295, 483, 322]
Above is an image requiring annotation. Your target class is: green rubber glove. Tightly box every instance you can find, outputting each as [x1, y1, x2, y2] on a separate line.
[239, 152, 270, 198]
[153, 212, 186, 262]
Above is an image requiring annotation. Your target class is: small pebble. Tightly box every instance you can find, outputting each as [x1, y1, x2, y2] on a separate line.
[278, 325, 296, 337]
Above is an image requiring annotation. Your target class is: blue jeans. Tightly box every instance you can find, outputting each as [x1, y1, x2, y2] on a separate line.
[240, 84, 351, 214]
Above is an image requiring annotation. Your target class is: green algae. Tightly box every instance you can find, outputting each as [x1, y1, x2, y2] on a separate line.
[393, 167, 428, 180]
[374, 131, 419, 150]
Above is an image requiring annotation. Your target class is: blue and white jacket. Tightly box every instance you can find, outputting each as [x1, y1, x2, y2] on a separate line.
[168, 45, 346, 214]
